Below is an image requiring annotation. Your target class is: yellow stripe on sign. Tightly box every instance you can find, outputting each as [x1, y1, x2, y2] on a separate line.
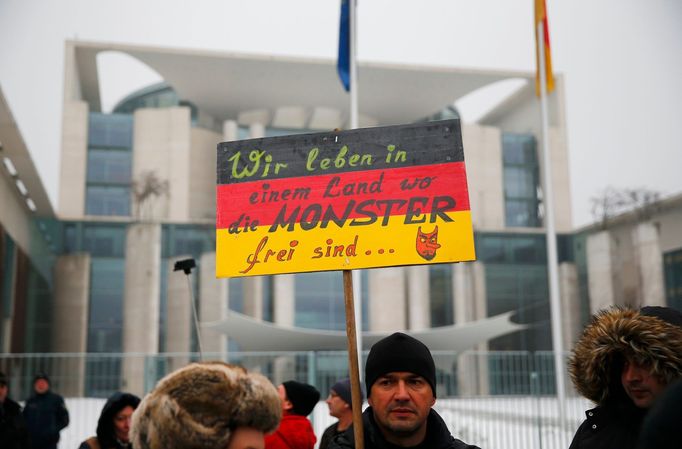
[216, 211, 475, 278]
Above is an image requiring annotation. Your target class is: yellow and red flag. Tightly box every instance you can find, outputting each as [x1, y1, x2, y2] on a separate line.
[534, 0, 555, 95]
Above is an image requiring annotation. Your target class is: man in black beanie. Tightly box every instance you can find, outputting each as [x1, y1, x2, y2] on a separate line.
[319, 378, 363, 449]
[330, 332, 480, 449]
[265, 380, 320, 449]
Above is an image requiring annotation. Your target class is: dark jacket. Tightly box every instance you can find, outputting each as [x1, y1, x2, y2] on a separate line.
[0, 397, 30, 449]
[568, 307, 682, 449]
[22, 390, 69, 449]
[264, 413, 317, 449]
[328, 407, 479, 449]
[79, 392, 140, 449]
[319, 422, 345, 449]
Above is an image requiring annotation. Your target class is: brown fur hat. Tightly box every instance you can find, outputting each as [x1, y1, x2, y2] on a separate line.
[130, 362, 281, 449]
[568, 307, 682, 405]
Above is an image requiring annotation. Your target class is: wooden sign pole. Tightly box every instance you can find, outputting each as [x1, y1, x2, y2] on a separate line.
[343, 269, 365, 449]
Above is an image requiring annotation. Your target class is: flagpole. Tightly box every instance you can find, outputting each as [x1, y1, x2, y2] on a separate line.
[537, 20, 567, 431]
[348, 0, 363, 382]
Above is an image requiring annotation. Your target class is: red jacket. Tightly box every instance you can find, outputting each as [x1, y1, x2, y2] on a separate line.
[265, 413, 317, 449]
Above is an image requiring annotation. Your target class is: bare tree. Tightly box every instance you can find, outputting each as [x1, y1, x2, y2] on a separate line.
[132, 170, 169, 220]
[590, 186, 661, 229]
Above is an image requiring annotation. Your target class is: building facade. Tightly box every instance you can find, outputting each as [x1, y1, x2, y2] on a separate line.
[2, 40, 679, 397]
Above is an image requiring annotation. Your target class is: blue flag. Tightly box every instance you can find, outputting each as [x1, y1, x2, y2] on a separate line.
[337, 0, 350, 91]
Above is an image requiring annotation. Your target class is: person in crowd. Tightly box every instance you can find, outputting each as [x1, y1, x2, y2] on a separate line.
[22, 372, 69, 449]
[319, 378, 362, 449]
[568, 306, 682, 449]
[130, 361, 281, 449]
[79, 392, 140, 449]
[264, 380, 320, 449]
[330, 332, 480, 449]
[0, 371, 30, 449]
[636, 379, 682, 449]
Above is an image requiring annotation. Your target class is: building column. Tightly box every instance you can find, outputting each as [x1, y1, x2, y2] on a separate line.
[454, 262, 489, 396]
[200, 252, 228, 357]
[558, 262, 581, 349]
[222, 119, 238, 141]
[166, 257, 191, 372]
[52, 253, 90, 397]
[406, 266, 430, 330]
[369, 267, 406, 331]
[586, 231, 617, 313]
[122, 223, 161, 396]
[632, 222, 665, 306]
[271, 274, 295, 384]
[273, 275, 295, 326]
[243, 278, 264, 320]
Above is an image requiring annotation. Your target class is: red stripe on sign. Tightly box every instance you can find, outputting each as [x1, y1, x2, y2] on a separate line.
[216, 162, 470, 229]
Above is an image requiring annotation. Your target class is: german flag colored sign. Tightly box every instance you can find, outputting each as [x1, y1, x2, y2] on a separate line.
[216, 120, 475, 278]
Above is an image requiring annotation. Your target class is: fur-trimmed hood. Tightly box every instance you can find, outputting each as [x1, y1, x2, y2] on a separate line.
[568, 307, 682, 405]
[130, 362, 281, 449]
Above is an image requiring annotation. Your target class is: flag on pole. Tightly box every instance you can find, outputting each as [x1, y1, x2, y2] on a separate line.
[337, 0, 350, 91]
[534, 0, 555, 95]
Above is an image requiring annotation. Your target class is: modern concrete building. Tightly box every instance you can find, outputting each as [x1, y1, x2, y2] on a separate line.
[2, 39, 679, 397]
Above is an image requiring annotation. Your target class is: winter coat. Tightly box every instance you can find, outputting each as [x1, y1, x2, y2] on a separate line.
[79, 392, 140, 449]
[22, 391, 69, 449]
[328, 407, 479, 449]
[319, 422, 344, 449]
[0, 397, 30, 449]
[567, 307, 682, 449]
[264, 413, 317, 449]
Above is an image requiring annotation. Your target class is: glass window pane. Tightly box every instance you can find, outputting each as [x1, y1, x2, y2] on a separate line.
[430, 264, 453, 327]
[504, 167, 536, 198]
[295, 271, 344, 330]
[87, 149, 131, 184]
[86, 186, 130, 217]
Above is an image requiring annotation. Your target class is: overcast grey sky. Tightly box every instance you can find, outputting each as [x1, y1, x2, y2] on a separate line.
[1, 0, 681, 226]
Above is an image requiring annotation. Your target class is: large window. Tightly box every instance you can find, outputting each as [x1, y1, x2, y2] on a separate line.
[85, 113, 133, 216]
[665, 248, 682, 312]
[502, 134, 541, 228]
[430, 264, 454, 327]
[294, 271, 369, 331]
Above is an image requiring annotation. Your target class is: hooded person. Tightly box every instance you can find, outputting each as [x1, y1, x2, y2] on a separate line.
[130, 362, 281, 449]
[79, 392, 140, 449]
[568, 306, 682, 449]
[265, 380, 320, 449]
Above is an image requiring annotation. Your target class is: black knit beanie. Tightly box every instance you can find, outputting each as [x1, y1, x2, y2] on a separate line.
[282, 381, 320, 416]
[330, 378, 363, 408]
[365, 332, 437, 397]
[640, 306, 682, 328]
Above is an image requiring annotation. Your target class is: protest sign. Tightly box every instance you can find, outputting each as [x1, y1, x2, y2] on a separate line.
[216, 120, 475, 277]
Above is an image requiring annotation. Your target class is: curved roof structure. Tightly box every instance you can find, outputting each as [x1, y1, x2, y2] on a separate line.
[70, 41, 533, 127]
[203, 310, 525, 352]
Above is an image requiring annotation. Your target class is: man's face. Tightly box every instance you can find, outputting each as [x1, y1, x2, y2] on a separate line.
[326, 390, 350, 418]
[621, 358, 667, 408]
[114, 406, 134, 443]
[0, 384, 8, 403]
[368, 372, 435, 446]
[34, 379, 49, 394]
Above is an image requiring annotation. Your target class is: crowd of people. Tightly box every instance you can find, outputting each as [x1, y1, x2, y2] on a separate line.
[1, 305, 681, 449]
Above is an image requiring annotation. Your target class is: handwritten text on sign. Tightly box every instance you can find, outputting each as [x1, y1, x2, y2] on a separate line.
[216, 120, 475, 277]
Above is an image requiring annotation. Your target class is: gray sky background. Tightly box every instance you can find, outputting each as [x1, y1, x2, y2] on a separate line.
[1, 0, 680, 226]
